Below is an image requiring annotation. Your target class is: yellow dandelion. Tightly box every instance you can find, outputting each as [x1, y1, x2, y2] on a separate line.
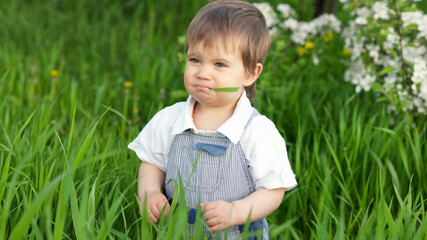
[304, 41, 314, 50]
[297, 47, 306, 56]
[124, 81, 133, 88]
[342, 48, 351, 56]
[50, 70, 59, 78]
[324, 32, 334, 42]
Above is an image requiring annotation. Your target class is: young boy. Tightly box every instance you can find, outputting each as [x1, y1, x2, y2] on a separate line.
[128, 0, 297, 238]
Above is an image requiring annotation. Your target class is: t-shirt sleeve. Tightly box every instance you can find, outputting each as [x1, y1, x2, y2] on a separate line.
[242, 115, 297, 191]
[128, 106, 176, 172]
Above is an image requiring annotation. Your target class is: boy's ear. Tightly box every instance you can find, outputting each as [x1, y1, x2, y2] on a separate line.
[244, 63, 263, 87]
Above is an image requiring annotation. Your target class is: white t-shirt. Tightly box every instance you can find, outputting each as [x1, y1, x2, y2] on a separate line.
[128, 94, 297, 191]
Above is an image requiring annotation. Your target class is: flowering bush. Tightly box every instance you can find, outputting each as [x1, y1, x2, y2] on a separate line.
[254, 2, 342, 66]
[254, 1, 427, 116]
[341, 0, 427, 115]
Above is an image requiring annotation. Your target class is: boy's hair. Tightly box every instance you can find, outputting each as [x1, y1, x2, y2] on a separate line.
[186, 0, 271, 102]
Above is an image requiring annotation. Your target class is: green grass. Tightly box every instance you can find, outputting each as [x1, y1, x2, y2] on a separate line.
[1, 0, 426, 239]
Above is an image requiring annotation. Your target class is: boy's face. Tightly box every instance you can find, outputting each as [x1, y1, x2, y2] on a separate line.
[184, 40, 257, 108]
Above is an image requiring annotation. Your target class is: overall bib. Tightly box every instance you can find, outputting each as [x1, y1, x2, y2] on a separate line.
[164, 109, 268, 239]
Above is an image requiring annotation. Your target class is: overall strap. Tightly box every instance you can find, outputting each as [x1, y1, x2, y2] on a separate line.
[243, 108, 261, 131]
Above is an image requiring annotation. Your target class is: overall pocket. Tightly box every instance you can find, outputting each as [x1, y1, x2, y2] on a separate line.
[178, 145, 225, 193]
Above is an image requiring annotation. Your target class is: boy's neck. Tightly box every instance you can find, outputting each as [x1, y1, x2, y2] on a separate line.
[192, 101, 237, 131]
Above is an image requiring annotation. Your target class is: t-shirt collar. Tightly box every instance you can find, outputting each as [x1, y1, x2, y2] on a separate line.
[171, 92, 253, 144]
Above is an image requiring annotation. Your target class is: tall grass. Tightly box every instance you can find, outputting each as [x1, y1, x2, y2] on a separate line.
[0, 0, 426, 239]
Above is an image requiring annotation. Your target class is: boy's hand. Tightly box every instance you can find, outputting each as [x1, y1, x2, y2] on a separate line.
[200, 188, 285, 232]
[200, 200, 239, 232]
[141, 191, 170, 223]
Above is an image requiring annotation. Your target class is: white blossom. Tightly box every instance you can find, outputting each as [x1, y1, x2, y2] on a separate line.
[417, 15, 427, 38]
[420, 82, 427, 101]
[344, 37, 352, 49]
[344, 60, 362, 83]
[372, 2, 391, 20]
[350, 38, 366, 60]
[339, 0, 350, 9]
[378, 55, 400, 72]
[291, 31, 308, 45]
[383, 27, 398, 50]
[403, 45, 427, 64]
[277, 4, 295, 19]
[412, 58, 427, 84]
[359, 74, 376, 92]
[312, 54, 319, 65]
[253, 2, 279, 27]
[413, 97, 426, 113]
[401, 11, 423, 27]
[299, 21, 317, 35]
[412, 84, 418, 94]
[384, 73, 398, 91]
[366, 44, 381, 64]
[315, 14, 341, 32]
[290, 21, 317, 45]
[342, 21, 359, 39]
[269, 26, 279, 36]
[282, 18, 298, 31]
[355, 7, 371, 25]
[344, 59, 376, 92]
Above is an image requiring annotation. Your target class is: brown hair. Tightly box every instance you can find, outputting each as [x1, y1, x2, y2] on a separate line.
[186, 0, 271, 102]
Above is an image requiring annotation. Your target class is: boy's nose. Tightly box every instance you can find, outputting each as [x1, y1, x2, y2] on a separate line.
[196, 65, 211, 80]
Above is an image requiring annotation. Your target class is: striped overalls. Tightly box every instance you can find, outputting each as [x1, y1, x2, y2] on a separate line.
[164, 109, 268, 239]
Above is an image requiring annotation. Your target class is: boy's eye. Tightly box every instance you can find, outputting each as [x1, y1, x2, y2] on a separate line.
[215, 62, 225, 67]
[189, 58, 200, 63]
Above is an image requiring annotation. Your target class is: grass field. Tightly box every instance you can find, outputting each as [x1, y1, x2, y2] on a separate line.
[1, 0, 426, 239]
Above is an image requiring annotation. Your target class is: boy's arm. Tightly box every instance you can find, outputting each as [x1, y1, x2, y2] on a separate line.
[138, 162, 170, 223]
[201, 187, 285, 232]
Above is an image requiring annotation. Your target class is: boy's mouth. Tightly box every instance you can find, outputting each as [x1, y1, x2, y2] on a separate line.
[195, 85, 211, 90]
[194, 85, 239, 92]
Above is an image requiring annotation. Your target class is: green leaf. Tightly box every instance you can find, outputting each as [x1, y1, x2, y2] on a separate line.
[377, 66, 395, 77]
[371, 82, 383, 92]
[73, 107, 109, 172]
[0, 107, 38, 200]
[9, 175, 63, 240]
[213, 87, 239, 92]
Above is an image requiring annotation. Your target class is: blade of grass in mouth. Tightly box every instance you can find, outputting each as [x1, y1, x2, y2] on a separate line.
[212, 87, 239, 92]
